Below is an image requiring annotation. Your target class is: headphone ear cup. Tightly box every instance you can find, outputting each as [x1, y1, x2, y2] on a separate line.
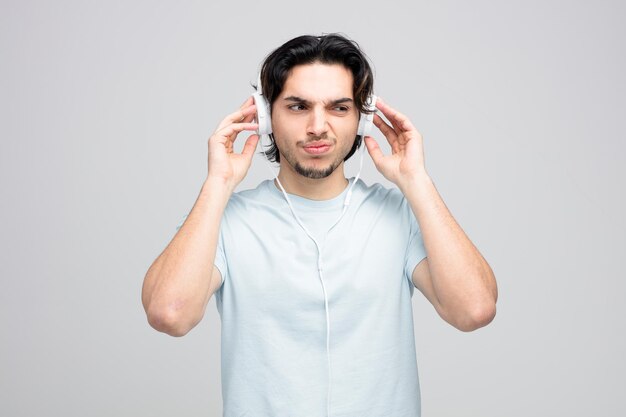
[356, 95, 377, 138]
[252, 92, 272, 135]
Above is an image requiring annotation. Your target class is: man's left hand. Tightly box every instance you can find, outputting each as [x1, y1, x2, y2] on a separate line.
[364, 98, 427, 190]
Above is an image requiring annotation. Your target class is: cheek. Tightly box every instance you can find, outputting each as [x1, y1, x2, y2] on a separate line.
[335, 112, 359, 136]
[271, 112, 299, 138]
[335, 120, 358, 141]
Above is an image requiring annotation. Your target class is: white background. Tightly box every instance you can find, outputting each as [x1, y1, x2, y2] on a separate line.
[1, 0, 624, 415]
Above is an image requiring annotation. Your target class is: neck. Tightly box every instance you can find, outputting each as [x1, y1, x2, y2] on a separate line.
[276, 163, 349, 200]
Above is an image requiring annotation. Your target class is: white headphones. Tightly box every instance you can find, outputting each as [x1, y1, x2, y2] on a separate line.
[252, 75, 377, 137]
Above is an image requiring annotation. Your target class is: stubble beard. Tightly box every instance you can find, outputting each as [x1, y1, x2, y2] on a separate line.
[281, 137, 349, 180]
[293, 161, 338, 179]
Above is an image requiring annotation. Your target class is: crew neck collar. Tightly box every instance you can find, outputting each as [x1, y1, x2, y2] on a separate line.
[266, 177, 356, 210]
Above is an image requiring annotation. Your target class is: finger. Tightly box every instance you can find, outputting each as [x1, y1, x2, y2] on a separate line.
[373, 114, 399, 152]
[241, 108, 256, 124]
[376, 98, 416, 133]
[240, 96, 254, 109]
[222, 118, 258, 151]
[217, 104, 257, 131]
[215, 122, 259, 141]
[373, 113, 396, 139]
[241, 134, 260, 160]
[363, 136, 385, 169]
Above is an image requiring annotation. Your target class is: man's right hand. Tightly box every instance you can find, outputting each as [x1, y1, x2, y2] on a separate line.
[207, 96, 260, 191]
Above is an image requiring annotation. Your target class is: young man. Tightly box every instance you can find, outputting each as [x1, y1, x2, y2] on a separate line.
[142, 34, 497, 417]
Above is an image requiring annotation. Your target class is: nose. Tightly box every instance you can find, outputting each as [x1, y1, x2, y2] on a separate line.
[306, 107, 328, 137]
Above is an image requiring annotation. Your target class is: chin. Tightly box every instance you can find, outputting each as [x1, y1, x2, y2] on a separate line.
[294, 162, 337, 179]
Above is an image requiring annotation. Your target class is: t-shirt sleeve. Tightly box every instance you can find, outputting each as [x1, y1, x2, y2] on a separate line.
[403, 200, 428, 286]
[175, 212, 228, 287]
[214, 226, 227, 286]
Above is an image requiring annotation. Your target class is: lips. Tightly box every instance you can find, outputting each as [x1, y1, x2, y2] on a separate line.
[303, 141, 332, 155]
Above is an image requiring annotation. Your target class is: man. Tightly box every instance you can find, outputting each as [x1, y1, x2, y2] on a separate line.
[142, 34, 497, 417]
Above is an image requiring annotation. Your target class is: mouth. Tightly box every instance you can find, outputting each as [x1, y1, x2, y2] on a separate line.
[302, 141, 333, 155]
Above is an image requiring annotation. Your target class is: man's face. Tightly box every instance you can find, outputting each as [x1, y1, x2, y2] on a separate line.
[271, 63, 359, 179]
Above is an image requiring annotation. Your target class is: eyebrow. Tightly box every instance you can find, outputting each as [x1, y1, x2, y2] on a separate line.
[283, 96, 354, 106]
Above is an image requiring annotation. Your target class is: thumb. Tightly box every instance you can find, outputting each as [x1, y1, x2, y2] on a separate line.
[241, 134, 260, 161]
[364, 136, 385, 168]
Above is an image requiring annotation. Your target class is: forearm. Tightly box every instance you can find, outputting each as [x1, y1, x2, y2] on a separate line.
[400, 172, 497, 327]
[141, 177, 232, 336]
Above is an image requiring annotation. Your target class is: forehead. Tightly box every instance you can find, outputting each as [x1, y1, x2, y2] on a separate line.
[281, 63, 354, 100]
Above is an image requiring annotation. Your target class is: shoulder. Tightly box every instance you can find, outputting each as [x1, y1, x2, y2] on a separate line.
[351, 179, 417, 229]
[221, 180, 288, 224]
[226, 180, 277, 208]
[353, 179, 406, 208]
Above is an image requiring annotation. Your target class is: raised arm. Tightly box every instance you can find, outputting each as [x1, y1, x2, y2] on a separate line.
[141, 97, 259, 336]
[364, 98, 497, 332]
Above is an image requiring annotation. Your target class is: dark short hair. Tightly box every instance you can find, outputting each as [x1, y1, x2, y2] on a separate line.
[257, 33, 374, 163]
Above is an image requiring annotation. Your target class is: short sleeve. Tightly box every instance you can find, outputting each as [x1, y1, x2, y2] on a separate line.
[403, 201, 427, 286]
[214, 226, 227, 286]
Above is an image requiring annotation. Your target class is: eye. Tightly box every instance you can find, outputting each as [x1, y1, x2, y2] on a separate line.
[332, 105, 350, 113]
[288, 104, 307, 112]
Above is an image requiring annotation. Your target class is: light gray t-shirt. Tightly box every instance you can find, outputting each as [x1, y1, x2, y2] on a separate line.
[179, 178, 427, 417]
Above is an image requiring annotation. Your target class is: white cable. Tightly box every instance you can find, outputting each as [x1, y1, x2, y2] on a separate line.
[344, 137, 366, 208]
